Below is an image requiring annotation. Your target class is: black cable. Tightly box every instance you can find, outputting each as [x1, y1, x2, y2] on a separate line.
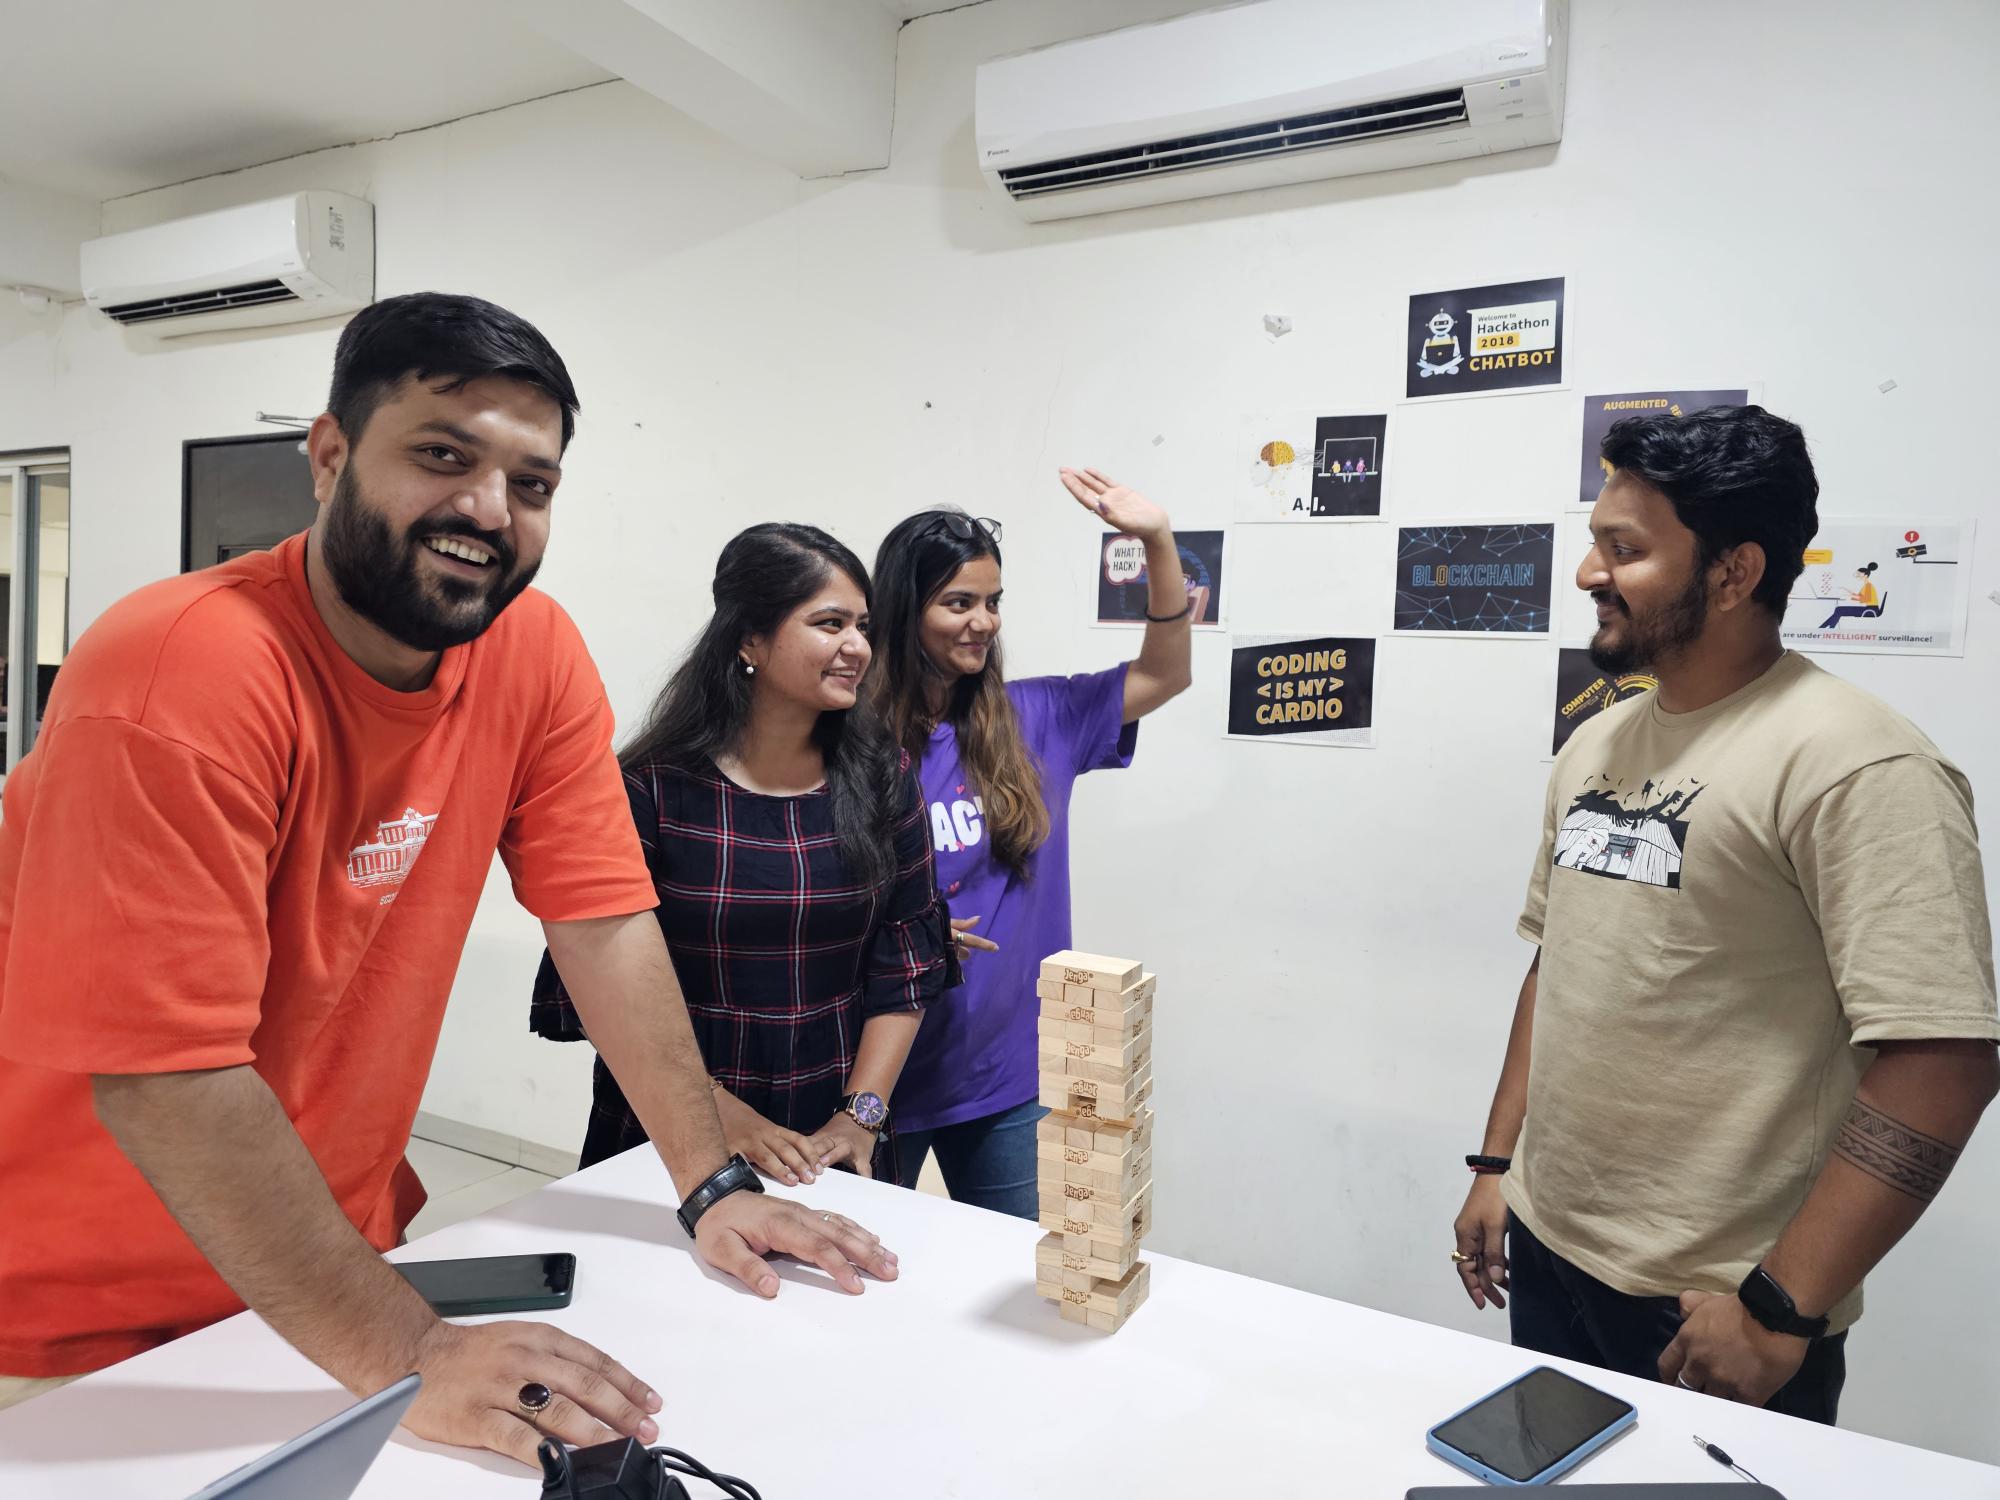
[653, 1444, 761, 1500]
[1693, 1434, 1763, 1484]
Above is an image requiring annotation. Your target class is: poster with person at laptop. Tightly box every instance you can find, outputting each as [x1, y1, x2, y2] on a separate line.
[1781, 518, 1974, 657]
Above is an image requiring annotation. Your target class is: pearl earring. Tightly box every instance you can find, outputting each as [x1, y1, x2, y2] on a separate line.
[742, 661, 756, 676]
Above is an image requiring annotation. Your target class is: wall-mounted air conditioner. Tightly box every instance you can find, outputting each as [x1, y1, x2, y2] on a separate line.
[976, 0, 1568, 222]
[81, 191, 374, 335]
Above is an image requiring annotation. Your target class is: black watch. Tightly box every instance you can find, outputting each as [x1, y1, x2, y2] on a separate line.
[675, 1152, 765, 1238]
[1737, 1265, 1830, 1340]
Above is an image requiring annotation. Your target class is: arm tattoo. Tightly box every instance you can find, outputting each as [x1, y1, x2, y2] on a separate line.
[1832, 1097, 1962, 1204]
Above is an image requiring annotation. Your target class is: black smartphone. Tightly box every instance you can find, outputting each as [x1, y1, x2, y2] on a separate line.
[393, 1253, 576, 1317]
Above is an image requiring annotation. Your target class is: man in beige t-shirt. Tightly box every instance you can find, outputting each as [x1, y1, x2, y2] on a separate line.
[1453, 405, 1998, 1424]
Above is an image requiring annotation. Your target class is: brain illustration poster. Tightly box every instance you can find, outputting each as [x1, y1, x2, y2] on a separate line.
[1780, 518, 1973, 657]
[1405, 277, 1566, 401]
[1394, 523, 1555, 635]
[1577, 389, 1751, 505]
[1096, 528, 1226, 629]
[1240, 413, 1389, 522]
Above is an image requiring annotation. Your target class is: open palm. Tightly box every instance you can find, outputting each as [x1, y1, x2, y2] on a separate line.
[1060, 467, 1168, 541]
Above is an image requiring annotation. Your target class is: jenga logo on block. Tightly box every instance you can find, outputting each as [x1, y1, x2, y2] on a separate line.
[1074, 1098, 1099, 1119]
[1062, 1252, 1088, 1271]
[1062, 968, 1092, 985]
[1063, 1147, 1089, 1164]
[1062, 1288, 1090, 1305]
[1063, 1216, 1090, 1235]
[1072, 1080, 1098, 1098]
[1067, 1006, 1093, 1021]
[1064, 1183, 1091, 1201]
[1066, 1041, 1091, 1057]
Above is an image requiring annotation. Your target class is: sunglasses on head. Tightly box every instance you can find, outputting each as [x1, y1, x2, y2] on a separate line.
[918, 513, 1003, 546]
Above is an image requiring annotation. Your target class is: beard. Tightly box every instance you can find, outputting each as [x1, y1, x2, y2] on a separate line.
[1588, 565, 1709, 673]
[320, 465, 538, 651]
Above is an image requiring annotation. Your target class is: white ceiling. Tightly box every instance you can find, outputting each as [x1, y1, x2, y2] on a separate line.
[0, 0, 970, 202]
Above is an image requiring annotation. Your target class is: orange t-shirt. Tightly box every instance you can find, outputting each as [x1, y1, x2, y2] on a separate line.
[0, 532, 656, 1377]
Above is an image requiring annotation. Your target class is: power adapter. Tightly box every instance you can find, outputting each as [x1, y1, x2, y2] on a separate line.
[537, 1437, 761, 1500]
[538, 1438, 686, 1499]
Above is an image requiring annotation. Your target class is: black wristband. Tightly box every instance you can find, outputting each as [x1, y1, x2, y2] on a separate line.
[1144, 600, 1194, 623]
[1738, 1265, 1830, 1340]
[1466, 1154, 1512, 1173]
[675, 1152, 765, 1238]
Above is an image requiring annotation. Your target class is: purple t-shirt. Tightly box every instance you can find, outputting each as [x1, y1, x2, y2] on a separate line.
[892, 664, 1137, 1133]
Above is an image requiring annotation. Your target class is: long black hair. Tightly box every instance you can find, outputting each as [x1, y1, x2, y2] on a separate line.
[870, 510, 1047, 879]
[621, 523, 902, 890]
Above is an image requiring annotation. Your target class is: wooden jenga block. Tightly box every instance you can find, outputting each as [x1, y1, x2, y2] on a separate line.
[1039, 1066, 1151, 1123]
[1034, 976, 1066, 1003]
[1040, 951, 1143, 991]
[1036, 1104, 1152, 1169]
[1083, 1261, 1152, 1333]
[1035, 1231, 1139, 1284]
[1085, 1259, 1150, 1318]
[1038, 1172, 1149, 1227]
[1058, 1299, 1089, 1324]
[1037, 1181, 1152, 1245]
[1038, 988, 1150, 1032]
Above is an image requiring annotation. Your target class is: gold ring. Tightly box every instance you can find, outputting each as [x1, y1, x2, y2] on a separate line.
[1450, 1250, 1475, 1264]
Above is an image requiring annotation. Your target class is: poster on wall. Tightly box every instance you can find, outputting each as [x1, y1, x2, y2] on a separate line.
[1096, 528, 1226, 629]
[1780, 518, 1974, 657]
[1405, 276, 1566, 402]
[1225, 635, 1376, 748]
[1577, 388, 1752, 505]
[1239, 413, 1389, 522]
[1394, 523, 1555, 635]
[1551, 647, 1657, 756]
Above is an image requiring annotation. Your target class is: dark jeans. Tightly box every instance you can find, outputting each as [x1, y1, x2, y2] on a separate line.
[1507, 1211, 1847, 1425]
[893, 1099, 1047, 1219]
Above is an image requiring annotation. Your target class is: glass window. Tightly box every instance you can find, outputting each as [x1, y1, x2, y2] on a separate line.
[31, 471, 70, 733]
[1, 455, 70, 770]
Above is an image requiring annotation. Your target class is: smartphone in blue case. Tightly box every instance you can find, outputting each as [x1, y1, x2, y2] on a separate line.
[1426, 1365, 1637, 1485]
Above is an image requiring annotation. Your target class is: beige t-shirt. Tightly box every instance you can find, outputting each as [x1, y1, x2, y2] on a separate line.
[1506, 651, 1997, 1332]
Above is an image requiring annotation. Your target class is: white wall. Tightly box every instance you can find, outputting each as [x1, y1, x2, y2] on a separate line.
[2, 0, 1996, 1464]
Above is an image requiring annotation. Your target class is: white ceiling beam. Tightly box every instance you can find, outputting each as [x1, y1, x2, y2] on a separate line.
[508, 0, 899, 178]
[0, 176, 100, 298]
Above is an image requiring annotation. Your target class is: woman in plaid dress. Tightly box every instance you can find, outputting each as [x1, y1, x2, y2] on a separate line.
[533, 524, 954, 1183]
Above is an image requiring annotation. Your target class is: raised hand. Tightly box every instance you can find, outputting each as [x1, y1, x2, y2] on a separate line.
[1060, 467, 1170, 542]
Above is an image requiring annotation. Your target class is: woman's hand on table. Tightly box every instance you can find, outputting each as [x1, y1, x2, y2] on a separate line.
[713, 1086, 825, 1187]
[811, 1112, 881, 1179]
[693, 1192, 899, 1298]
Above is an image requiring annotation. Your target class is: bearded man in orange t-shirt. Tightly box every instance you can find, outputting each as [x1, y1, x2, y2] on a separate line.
[0, 292, 896, 1467]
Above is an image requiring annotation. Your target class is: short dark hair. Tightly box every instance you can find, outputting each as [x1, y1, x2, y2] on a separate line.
[327, 291, 580, 450]
[1600, 404, 1818, 613]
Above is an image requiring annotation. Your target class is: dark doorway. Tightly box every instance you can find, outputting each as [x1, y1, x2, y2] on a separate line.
[182, 431, 319, 574]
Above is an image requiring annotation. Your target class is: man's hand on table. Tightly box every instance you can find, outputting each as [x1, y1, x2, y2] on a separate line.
[404, 1320, 662, 1469]
[693, 1190, 899, 1298]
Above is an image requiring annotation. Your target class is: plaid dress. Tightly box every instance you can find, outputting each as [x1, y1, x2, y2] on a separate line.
[531, 753, 952, 1179]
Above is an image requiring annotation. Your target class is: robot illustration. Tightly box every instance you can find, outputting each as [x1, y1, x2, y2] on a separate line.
[1416, 308, 1463, 378]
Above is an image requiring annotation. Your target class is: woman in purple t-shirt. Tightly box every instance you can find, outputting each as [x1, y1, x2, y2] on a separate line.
[868, 469, 1194, 1217]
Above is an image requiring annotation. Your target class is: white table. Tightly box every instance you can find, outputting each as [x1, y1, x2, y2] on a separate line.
[2, 1151, 1994, 1498]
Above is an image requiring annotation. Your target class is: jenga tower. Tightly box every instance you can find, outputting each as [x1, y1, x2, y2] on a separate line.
[1032, 950, 1155, 1333]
